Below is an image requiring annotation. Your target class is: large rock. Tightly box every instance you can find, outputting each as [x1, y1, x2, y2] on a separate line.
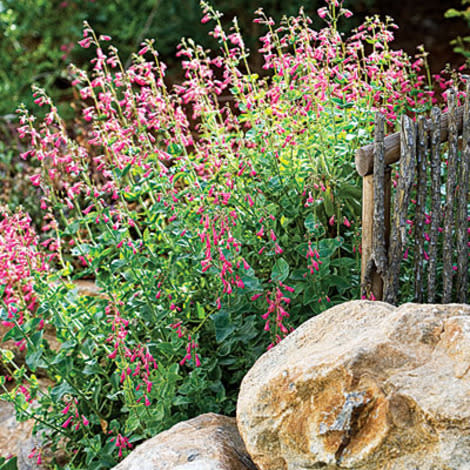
[113, 413, 257, 470]
[237, 300, 470, 469]
[0, 401, 34, 459]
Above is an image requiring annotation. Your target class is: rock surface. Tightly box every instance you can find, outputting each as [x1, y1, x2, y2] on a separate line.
[0, 401, 34, 460]
[113, 413, 257, 470]
[237, 300, 470, 470]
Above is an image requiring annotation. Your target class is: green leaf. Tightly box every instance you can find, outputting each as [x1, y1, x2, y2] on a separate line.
[212, 310, 236, 343]
[303, 283, 319, 305]
[327, 275, 350, 292]
[318, 237, 343, 257]
[167, 143, 183, 156]
[304, 213, 325, 236]
[50, 381, 75, 402]
[29, 331, 43, 348]
[173, 395, 192, 406]
[2, 327, 21, 343]
[271, 257, 290, 282]
[25, 349, 43, 371]
[196, 302, 205, 319]
[323, 189, 334, 216]
[0, 456, 17, 470]
[240, 274, 261, 291]
[445, 8, 461, 18]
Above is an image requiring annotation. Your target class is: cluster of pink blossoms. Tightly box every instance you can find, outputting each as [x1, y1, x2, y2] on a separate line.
[61, 397, 90, 430]
[105, 304, 158, 406]
[0, 211, 50, 344]
[109, 433, 132, 458]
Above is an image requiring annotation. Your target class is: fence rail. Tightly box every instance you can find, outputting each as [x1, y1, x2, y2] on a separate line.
[356, 87, 469, 304]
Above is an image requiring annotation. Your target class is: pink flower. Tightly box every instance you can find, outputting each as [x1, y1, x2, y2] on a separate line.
[78, 37, 92, 49]
[62, 416, 73, 428]
[30, 174, 41, 186]
[317, 7, 328, 19]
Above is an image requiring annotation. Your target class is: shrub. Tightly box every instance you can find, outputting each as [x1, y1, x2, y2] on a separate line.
[1, 1, 435, 468]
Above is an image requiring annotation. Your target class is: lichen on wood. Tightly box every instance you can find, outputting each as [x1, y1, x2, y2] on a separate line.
[456, 81, 470, 303]
[373, 113, 387, 276]
[427, 107, 442, 303]
[414, 115, 428, 302]
[442, 89, 458, 303]
[384, 115, 416, 304]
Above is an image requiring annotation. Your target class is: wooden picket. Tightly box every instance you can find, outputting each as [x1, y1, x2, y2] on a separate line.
[356, 87, 469, 304]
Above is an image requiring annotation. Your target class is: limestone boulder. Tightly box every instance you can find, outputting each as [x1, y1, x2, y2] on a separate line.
[237, 300, 470, 470]
[112, 413, 257, 470]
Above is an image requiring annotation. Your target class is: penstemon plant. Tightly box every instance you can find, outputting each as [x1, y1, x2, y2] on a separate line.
[0, 1, 438, 468]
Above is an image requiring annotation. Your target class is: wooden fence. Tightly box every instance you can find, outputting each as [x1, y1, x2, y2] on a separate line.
[356, 87, 469, 305]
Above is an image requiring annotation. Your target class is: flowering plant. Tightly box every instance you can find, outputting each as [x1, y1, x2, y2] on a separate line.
[1, 1, 436, 467]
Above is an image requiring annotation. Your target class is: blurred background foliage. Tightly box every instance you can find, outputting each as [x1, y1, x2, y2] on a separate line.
[446, 0, 470, 58]
[0, 0, 376, 118]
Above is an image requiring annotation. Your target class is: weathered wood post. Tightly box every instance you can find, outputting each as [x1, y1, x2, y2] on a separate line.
[442, 90, 458, 303]
[456, 81, 470, 303]
[427, 107, 442, 303]
[361, 173, 383, 299]
[384, 115, 416, 304]
[356, 113, 391, 301]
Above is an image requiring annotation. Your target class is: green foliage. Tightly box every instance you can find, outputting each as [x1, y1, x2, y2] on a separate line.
[0, 457, 17, 470]
[445, 1, 470, 58]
